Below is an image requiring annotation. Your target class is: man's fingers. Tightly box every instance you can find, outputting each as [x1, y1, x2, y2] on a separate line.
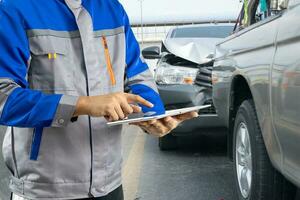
[174, 111, 199, 122]
[162, 117, 178, 130]
[148, 119, 157, 125]
[125, 94, 154, 108]
[163, 116, 173, 123]
[115, 105, 125, 120]
[132, 111, 197, 137]
[131, 118, 178, 138]
[107, 110, 119, 122]
[151, 120, 167, 133]
[130, 104, 142, 113]
[137, 121, 150, 127]
[133, 119, 156, 127]
[120, 102, 134, 115]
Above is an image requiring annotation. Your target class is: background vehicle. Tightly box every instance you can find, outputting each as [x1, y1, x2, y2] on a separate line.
[142, 24, 234, 150]
[213, 0, 300, 199]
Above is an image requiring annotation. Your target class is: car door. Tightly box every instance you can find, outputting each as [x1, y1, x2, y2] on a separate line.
[271, 0, 300, 185]
[214, 0, 280, 149]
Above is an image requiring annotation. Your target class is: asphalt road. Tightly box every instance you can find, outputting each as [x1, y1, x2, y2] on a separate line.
[122, 126, 235, 200]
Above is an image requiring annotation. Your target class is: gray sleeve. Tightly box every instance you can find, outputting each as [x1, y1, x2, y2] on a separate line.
[0, 79, 20, 117]
[0, 78, 79, 128]
[124, 68, 159, 93]
[51, 95, 79, 127]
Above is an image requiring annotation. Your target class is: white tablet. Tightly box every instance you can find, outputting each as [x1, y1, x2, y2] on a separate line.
[106, 105, 211, 126]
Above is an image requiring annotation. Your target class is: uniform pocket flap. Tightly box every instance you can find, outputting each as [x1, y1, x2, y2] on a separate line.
[29, 36, 67, 55]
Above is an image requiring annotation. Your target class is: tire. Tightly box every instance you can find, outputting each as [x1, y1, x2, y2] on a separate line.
[233, 100, 296, 200]
[159, 134, 178, 151]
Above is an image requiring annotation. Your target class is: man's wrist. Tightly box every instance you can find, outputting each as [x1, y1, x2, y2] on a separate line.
[73, 96, 90, 117]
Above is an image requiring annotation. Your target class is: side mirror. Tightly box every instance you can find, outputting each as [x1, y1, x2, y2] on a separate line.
[142, 46, 161, 59]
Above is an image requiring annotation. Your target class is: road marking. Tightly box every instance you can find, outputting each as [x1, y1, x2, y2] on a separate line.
[123, 129, 146, 200]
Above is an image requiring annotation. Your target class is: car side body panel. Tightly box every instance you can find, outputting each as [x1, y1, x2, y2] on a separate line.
[213, 16, 283, 171]
[271, 1, 300, 186]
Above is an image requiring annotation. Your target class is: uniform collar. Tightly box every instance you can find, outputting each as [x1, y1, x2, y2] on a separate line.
[64, 0, 82, 9]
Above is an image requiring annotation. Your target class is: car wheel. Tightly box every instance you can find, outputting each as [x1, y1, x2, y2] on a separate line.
[233, 99, 296, 200]
[159, 134, 178, 151]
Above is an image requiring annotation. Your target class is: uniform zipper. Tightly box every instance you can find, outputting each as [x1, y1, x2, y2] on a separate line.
[84, 67, 93, 197]
[83, 62, 94, 197]
[101, 36, 116, 86]
[63, 2, 94, 197]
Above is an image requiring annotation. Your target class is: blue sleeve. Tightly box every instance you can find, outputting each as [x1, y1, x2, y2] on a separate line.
[0, 3, 63, 128]
[121, 5, 165, 115]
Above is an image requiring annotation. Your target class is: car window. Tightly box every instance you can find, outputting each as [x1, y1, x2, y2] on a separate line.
[171, 26, 234, 38]
[235, 0, 274, 31]
[233, 0, 253, 32]
[252, 0, 271, 24]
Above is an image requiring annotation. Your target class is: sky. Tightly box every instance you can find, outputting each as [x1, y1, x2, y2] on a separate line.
[119, 0, 243, 25]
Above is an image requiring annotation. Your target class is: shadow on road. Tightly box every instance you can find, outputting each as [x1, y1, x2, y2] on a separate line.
[176, 130, 228, 155]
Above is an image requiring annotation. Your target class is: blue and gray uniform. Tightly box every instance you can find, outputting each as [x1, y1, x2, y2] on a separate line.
[0, 0, 165, 199]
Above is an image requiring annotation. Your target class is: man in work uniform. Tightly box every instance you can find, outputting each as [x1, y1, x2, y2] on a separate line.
[0, 0, 198, 199]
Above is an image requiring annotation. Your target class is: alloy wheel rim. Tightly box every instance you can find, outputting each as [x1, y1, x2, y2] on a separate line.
[236, 122, 252, 198]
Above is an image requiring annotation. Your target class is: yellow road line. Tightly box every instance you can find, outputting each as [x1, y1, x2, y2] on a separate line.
[123, 129, 146, 200]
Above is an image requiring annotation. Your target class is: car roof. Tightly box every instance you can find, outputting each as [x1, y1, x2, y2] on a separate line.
[170, 23, 234, 30]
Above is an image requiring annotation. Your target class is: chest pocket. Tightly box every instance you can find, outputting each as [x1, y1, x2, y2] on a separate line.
[94, 32, 126, 94]
[28, 36, 75, 94]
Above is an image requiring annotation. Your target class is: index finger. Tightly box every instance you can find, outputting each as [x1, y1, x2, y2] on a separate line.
[125, 94, 154, 108]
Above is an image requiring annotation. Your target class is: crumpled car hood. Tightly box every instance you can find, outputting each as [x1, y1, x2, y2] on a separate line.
[163, 38, 223, 64]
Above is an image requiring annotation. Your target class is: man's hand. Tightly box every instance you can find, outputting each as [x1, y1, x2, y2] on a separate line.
[74, 92, 153, 121]
[132, 111, 199, 137]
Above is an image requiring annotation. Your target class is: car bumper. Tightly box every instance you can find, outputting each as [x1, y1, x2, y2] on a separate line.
[158, 84, 205, 107]
[157, 84, 224, 136]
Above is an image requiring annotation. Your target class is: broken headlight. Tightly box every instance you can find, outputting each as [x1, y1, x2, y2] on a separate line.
[155, 63, 199, 85]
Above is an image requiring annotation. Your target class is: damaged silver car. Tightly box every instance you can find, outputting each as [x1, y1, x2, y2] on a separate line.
[142, 23, 234, 150]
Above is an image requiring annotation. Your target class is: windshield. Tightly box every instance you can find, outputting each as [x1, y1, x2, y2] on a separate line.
[171, 26, 234, 38]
